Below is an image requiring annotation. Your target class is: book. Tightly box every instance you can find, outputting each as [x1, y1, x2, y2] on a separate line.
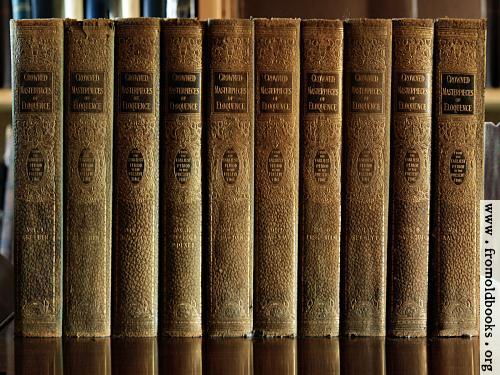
[113, 18, 160, 337]
[63, 19, 114, 337]
[159, 18, 203, 337]
[166, 0, 196, 18]
[31, 0, 57, 18]
[430, 18, 485, 337]
[298, 19, 343, 337]
[386, 338, 427, 373]
[11, 19, 64, 337]
[342, 18, 392, 336]
[387, 18, 433, 338]
[253, 18, 300, 337]
[205, 19, 254, 337]
[428, 338, 478, 373]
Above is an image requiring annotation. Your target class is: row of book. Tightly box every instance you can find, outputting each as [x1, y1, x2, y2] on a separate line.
[12, 17, 485, 338]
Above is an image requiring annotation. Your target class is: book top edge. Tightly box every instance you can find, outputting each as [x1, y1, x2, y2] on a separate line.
[65, 18, 114, 28]
[392, 18, 434, 27]
[436, 17, 486, 29]
[208, 19, 253, 27]
[11, 18, 63, 27]
[345, 18, 392, 26]
[252, 18, 301, 27]
[301, 19, 343, 27]
[114, 17, 160, 27]
[162, 18, 205, 27]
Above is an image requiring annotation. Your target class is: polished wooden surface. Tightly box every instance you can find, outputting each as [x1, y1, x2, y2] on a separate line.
[0, 321, 479, 374]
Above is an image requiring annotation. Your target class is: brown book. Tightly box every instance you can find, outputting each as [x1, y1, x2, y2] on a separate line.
[63, 19, 114, 338]
[253, 339, 296, 373]
[429, 338, 479, 374]
[203, 339, 252, 373]
[340, 338, 385, 374]
[298, 19, 343, 337]
[387, 19, 433, 338]
[11, 19, 64, 337]
[160, 19, 204, 338]
[112, 337, 158, 374]
[342, 19, 392, 336]
[431, 19, 485, 337]
[113, 18, 160, 337]
[205, 19, 254, 337]
[253, 18, 300, 337]
[159, 338, 202, 373]
[15, 338, 63, 373]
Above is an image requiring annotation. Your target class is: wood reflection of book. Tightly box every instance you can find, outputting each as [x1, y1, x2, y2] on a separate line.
[64, 338, 111, 375]
[204, 338, 252, 375]
[429, 338, 479, 375]
[341, 337, 385, 375]
[15, 338, 62, 375]
[386, 338, 426, 375]
[253, 339, 296, 375]
[159, 338, 201, 374]
[112, 337, 158, 375]
[298, 338, 339, 374]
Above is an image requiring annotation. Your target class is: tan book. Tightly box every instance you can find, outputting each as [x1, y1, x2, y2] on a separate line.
[342, 19, 392, 336]
[387, 19, 433, 338]
[11, 19, 64, 337]
[431, 18, 485, 337]
[299, 19, 343, 337]
[253, 18, 300, 337]
[63, 19, 114, 338]
[160, 19, 203, 338]
[113, 18, 160, 337]
[205, 19, 254, 337]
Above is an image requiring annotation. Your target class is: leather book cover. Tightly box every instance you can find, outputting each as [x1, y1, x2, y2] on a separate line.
[431, 18, 485, 337]
[254, 18, 300, 337]
[205, 19, 254, 337]
[63, 19, 114, 337]
[11, 19, 64, 337]
[113, 18, 160, 337]
[387, 19, 433, 338]
[160, 18, 203, 337]
[299, 19, 343, 337]
[342, 19, 392, 336]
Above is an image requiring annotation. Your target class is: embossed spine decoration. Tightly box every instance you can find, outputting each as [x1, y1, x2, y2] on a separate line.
[63, 19, 114, 338]
[160, 19, 203, 337]
[254, 18, 300, 337]
[431, 19, 485, 337]
[206, 19, 254, 336]
[11, 19, 64, 337]
[299, 19, 343, 337]
[342, 19, 392, 336]
[113, 18, 160, 337]
[387, 19, 433, 338]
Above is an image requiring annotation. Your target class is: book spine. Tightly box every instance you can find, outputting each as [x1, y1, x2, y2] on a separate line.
[299, 19, 343, 337]
[113, 18, 160, 337]
[431, 18, 485, 337]
[11, 19, 64, 337]
[253, 18, 300, 337]
[159, 19, 203, 337]
[63, 19, 114, 337]
[205, 19, 254, 337]
[387, 19, 433, 338]
[342, 19, 392, 336]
